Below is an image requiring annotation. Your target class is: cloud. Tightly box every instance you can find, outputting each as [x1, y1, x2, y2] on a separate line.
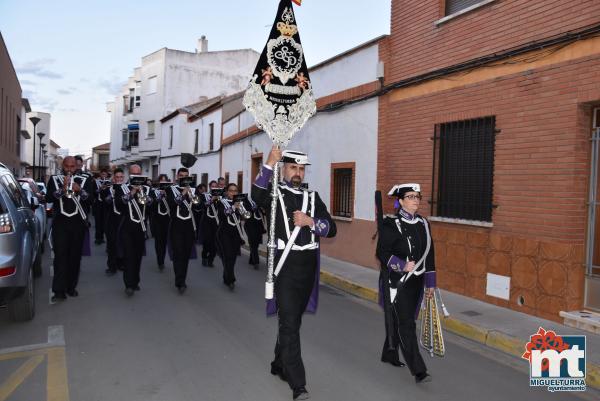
[29, 96, 59, 113]
[57, 107, 79, 112]
[17, 58, 63, 79]
[22, 89, 36, 99]
[57, 89, 72, 95]
[20, 79, 36, 86]
[97, 77, 126, 96]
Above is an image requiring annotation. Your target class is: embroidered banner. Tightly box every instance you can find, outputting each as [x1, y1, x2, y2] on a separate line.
[243, 0, 316, 145]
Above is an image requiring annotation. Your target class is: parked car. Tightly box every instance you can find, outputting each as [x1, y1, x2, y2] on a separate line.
[0, 163, 41, 321]
[36, 182, 53, 218]
[19, 181, 47, 255]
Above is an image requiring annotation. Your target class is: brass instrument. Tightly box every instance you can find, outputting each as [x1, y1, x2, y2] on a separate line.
[234, 194, 252, 219]
[65, 173, 75, 199]
[136, 189, 148, 205]
[419, 288, 448, 357]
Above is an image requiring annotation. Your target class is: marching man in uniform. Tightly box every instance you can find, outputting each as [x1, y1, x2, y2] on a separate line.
[166, 168, 200, 293]
[201, 180, 220, 267]
[252, 146, 336, 401]
[46, 156, 93, 301]
[114, 165, 152, 296]
[150, 174, 171, 272]
[243, 193, 266, 269]
[102, 168, 125, 276]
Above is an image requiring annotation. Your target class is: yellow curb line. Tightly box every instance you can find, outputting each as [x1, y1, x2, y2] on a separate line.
[319, 269, 600, 390]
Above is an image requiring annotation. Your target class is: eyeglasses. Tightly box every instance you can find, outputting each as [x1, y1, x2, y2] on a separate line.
[403, 194, 422, 201]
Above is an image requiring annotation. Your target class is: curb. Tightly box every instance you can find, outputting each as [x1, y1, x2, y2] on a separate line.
[319, 270, 600, 391]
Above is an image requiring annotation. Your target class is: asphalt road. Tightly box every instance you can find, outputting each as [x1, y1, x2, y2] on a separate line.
[1, 234, 598, 401]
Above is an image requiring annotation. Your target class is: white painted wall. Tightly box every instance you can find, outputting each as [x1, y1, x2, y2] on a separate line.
[310, 44, 379, 99]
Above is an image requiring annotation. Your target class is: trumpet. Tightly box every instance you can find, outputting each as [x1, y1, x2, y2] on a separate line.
[65, 173, 75, 199]
[234, 194, 252, 219]
[136, 187, 148, 205]
[190, 190, 201, 205]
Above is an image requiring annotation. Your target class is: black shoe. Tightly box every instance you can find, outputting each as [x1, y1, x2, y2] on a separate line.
[381, 354, 405, 367]
[51, 293, 67, 303]
[415, 372, 432, 383]
[253, 264, 259, 270]
[226, 282, 235, 291]
[293, 387, 310, 400]
[270, 365, 287, 383]
[177, 285, 187, 294]
[105, 269, 117, 276]
[158, 264, 165, 272]
[66, 289, 79, 297]
[134, 285, 141, 291]
[125, 288, 134, 296]
[207, 260, 214, 267]
[201, 258, 207, 266]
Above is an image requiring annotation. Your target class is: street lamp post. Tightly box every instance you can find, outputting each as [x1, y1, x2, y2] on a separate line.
[37, 132, 46, 182]
[29, 116, 41, 179]
[39, 143, 47, 182]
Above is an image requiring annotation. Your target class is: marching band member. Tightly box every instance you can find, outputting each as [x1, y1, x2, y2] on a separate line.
[215, 183, 246, 290]
[102, 168, 125, 276]
[114, 165, 152, 296]
[165, 168, 200, 293]
[45, 156, 93, 301]
[252, 146, 336, 400]
[150, 174, 171, 272]
[93, 168, 109, 245]
[194, 183, 207, 247]
[200, 180, 220, 267]
[243, 194, 266, 269]
[376, 183, 436, 383]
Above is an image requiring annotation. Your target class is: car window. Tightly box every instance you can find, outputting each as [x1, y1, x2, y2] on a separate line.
[0, 175, 25, 208]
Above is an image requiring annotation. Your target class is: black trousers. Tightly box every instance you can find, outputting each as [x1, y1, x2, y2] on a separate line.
[272, 250, 316, 390]
[170, 220, 195, 287]
[122, 222, 145, 289]
[52, 218, 86, 294]
[245, 221, 263, 265]
[382, 276, 427, 376]
[201, 219, 217, 263]
[93, 203, 105, 241]
[216, 230, 240, 285]
[105, 215, 123, 272]
[152, 214, 169, 266]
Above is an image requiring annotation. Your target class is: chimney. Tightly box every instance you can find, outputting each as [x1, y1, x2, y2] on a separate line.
[196, 36, 208, 53]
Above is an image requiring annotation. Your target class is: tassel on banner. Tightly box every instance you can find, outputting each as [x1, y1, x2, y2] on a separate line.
[292, 0, 302, 5]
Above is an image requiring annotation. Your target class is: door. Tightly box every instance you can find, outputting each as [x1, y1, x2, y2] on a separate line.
[585, 108, 600, 310]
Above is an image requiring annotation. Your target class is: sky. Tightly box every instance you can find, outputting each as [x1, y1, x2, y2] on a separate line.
[0, 0, 391, 158]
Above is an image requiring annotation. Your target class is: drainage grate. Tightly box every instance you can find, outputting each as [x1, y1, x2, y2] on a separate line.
[460, 310, 482, 317]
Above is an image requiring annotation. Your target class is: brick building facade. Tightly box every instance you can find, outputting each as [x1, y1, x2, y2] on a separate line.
[377, 0, 600, 321]
[0, 32, 23, 174]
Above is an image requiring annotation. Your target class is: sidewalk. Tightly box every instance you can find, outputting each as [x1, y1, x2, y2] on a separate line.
[250, 245, 600, 389]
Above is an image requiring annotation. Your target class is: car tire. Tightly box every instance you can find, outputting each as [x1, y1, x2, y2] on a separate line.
[32, 247, 42, 278]
[8, 268, 35, 322]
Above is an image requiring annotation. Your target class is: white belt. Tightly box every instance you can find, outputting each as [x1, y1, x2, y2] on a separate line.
[277, 239, 318, 251]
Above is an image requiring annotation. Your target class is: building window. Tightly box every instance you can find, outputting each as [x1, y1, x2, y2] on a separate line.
[129, 88, 135, 112]
[98, 154, 109, 168]
[331, 162, 355, 218]
[129, 130, 139, 147]
[237, 171, 243, 193]
[146, 76, 157, 95]
[169, 125, 173, 149]
[224, 172, 229, 185]
[171, 169, 176, 182]
[209, 123, 214, 151]
[147, 120, 155, 139]
[121, 130, 128, 150]
[135, 81, 141, 107]
[433, 116, 496, 222]
[201, 173, 208, 187]
[445, 0, 487, 15]
[194, 129, 199, 154]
